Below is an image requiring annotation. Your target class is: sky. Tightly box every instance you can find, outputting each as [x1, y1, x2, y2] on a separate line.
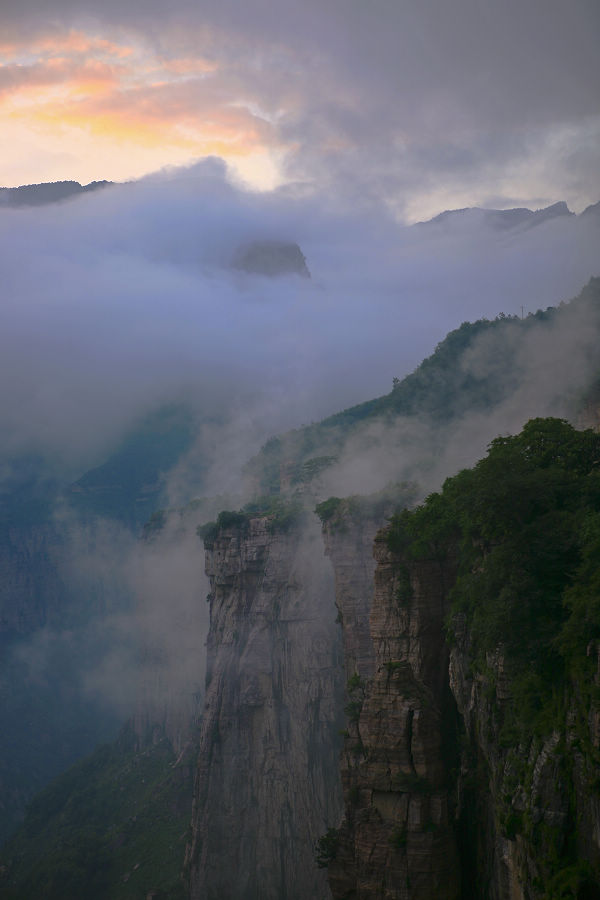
[0, 0, 599, 221]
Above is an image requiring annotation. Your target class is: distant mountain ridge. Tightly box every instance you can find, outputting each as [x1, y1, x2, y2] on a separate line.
[0, 180, 112, 207]
[416, 199, 579, 231]
[2, 180, 598, 232]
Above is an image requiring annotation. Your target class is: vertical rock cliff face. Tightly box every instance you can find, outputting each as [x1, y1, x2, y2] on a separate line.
[324, 512, 600, 899]
[187, 514, 345, 900]
[450, 626, 600, 899]
[320, 502, 382, 683]
[186, 435, 600, 898]
[328, 526, 461, 900]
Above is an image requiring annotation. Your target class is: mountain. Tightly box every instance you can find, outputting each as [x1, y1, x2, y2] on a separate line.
[0, 181, 112, 207]
[581, 200, 600, 219]
[232, 240, 311, 277]
[417, 200, 575, 231]
[0, 404, 200, 842]
[326, 418, 600, 898]
[68, 404, 197, 530]
[2, 278, 600, 897]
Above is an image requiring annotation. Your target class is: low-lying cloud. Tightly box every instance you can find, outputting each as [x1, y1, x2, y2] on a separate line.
[317, 286, 600, 503]
[0, 159, 598, 482]
[0, 161, 598, 812]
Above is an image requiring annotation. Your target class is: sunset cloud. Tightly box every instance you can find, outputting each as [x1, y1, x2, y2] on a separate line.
[0, 26, 286, 188]
[0, 1, 598, 215]
[0, 58, 119, 100]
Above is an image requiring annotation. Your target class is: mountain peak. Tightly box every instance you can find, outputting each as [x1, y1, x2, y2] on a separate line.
[417, 200, 574, 231]
[232, 240, 310, 278]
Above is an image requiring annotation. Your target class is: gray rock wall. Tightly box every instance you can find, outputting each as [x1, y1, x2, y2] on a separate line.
[187, 514, 344, 899]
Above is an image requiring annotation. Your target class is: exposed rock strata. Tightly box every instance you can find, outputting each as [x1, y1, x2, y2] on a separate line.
[328, 527, 461, 900]
[187, 514, 344, 899]
[325, 515, 600, 898]
[321, 504, 383, 682]
[186, 460, 600, 897]
[450, 622, 600, 898]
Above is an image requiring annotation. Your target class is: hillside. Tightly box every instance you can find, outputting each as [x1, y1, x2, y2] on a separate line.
[0, 181, 112, 207]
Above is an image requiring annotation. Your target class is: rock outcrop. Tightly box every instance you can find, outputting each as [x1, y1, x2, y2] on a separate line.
[320, 501, 382, 683]
[187, 513, 344, 899]
[232, 240, 310, 278]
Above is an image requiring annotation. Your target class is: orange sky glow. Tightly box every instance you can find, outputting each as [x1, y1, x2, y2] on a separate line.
[0, 28, 285, 190]
[0, 6, 597, 222]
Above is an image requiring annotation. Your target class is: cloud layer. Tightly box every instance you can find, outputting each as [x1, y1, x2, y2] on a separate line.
[0, 161, 597, 791]
[0, 0, 598, 216]
[1, 162, 598, 481]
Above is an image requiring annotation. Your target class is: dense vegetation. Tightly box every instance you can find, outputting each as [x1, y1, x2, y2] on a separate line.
[387, 417, 600, 893]
[388, 417, 600, 740]
[198, 495, 306, 547]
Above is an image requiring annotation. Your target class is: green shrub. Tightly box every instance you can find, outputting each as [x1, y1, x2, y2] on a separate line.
[315, 827, 340, 868]
[315, 497, 344, 523]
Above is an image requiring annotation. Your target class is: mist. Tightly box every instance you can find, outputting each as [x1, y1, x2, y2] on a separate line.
[1, 160, 599, 808]
[6, 504, 209, 754]
[318, 289, 600, 502]
[0, 159, 598, 478]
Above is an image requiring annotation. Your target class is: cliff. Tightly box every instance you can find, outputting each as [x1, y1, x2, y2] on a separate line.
[186, 420, 600, 899]
[449, 622, 600, 899]
[232, 240, 310, 278]
[326, 526, 461, 899]
[4, 276, 600, 895]
[186, 511, 344, 899]
[319, 497, 390, 683]
[323, 419, 600, 898]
